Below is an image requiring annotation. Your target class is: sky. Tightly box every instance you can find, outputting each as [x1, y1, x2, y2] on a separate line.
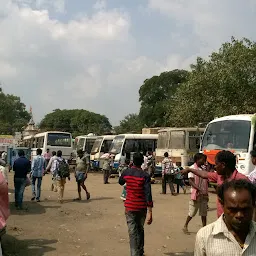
[1, 0, 256, 126]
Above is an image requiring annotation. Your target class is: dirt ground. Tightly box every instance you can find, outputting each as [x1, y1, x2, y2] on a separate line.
[2, 173, 217, 256]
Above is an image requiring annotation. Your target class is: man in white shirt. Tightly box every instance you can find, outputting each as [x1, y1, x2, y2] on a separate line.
[194, 179, 256, 256]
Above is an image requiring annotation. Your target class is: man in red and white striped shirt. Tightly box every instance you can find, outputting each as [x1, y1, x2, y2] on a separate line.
[119, 152, 153, 256]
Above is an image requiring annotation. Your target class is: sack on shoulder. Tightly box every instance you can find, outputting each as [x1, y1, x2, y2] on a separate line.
[58, 159, 70, 178]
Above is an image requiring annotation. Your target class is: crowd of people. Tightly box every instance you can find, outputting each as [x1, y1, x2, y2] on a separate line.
[0, 149, 256, 255]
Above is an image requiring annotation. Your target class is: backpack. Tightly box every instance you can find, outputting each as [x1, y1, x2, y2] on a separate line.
[57, 159, 70, 178]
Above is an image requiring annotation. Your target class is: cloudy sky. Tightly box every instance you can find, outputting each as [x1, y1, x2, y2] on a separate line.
[1, 0, 256, 125]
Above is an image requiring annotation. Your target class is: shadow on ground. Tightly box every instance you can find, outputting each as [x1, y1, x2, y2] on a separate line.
[64, 196, 115, 203]
[9, 202, 60, 216]
[2, 234, 57, 256]
[164, 252, 193, 256]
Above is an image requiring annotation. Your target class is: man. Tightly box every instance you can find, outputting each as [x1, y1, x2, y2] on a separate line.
[102, 154, 111, 184]
[31, 148, 46, 202]
[182, 150, 248, 217]
[183, 153, 208, 234]
[1, 151, 7, 163]
[195, 179, 256, 255]
[43, 149, 51, 171]
[13, 150, 31, 209]
[52, 150, 70, 203]
[161, 152, 175, 195]
[119, 153, 153, 256]
[46, 151, 58, 192]
[248, 150, 256, 184]
[74, 150, 90, 201]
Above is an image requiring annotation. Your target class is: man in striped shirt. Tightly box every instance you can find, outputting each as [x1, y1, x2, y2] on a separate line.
[195, 179, 256, 256]
[119, 152, 153, 256]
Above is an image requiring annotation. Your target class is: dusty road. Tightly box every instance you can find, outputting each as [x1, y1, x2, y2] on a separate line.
[2, 173, 217, 256]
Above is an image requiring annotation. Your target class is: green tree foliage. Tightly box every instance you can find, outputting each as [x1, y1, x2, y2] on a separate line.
[40, 109, 112, 137]
[169, 38, 256, 127]
[114, 114, 143, 134]
[139, 69, 189, 127]
[0, 88, 30, 134]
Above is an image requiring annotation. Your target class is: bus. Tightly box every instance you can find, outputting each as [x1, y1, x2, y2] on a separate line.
[22, 131, 73, 160]
[201, 114, 255, 175]
[156, 127, 205, 167]
[109, 134, 158, 169]
[90, 135, 115, 169]
[74, 135, 98, 154]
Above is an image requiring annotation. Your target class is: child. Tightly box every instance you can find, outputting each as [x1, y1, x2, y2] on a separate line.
[183, 153, 208, 234]
[174, 166, 186, 194]
[119, 159, 131, 201]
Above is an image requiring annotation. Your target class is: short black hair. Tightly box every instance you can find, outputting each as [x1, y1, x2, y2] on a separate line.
[125, 159, 130, 165]
[216, 150, 236, 171]
[57, 150, 62, 157]
[164, 152, 169, 157]
[18, 150, 25, 157]
[133, 152, 144, 167]
[37, 148, 42, 155]
[193, 153, 207, 163]
[217, 179, 256, 206]
[250, 150, 256, 158]
[52, 151, 56, 156]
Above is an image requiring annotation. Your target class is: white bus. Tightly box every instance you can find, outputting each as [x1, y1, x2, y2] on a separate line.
[74, 135, 98, 154]
[22, 131, 73, 160]
[109, 134, 158, 169]
[90, 135, 115, 169]
[156, 127, 205, 167]
[201, 114, 255, 175]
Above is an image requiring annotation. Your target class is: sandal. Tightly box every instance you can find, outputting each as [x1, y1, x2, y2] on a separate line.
[73, 198, 81, 201]
[86, 192, 91, 200]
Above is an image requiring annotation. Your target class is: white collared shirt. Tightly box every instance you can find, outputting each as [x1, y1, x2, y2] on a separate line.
[195, 215, 256, 256]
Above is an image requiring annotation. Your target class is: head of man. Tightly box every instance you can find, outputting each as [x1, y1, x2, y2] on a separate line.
[36, 148, 42, 156]
[57, 150, 62, 158]
[52, 151, 56, 156]
[18, 150, 25, 157]
[133, 153, 144, 168]
[218, 179, 255, 232]
[77, 150, 83, 158]
[164, 152, 169, 158]
[46, 149, 49, 153]
[215, 150, 236, 176]
[250, 150, 256, 166]
[194, 153, 207, 168]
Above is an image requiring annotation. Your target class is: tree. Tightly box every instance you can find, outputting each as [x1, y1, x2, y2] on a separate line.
[114, 114, 143, 134]
[0, 88, 30, 134]
[169, 38, 256, 127]
[138, 69, 189, 127]
[39, 109, 112, 137]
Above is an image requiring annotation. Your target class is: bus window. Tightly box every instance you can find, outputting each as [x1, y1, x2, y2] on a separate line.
[37, 136, 44, 148]
[77, 138, 85, 151]
[189, 131, 200, 150]
[85, 139, 96, 153]
[158, 132, 168, 149]
[170, 131, 185, 149]
[47, 133, 72, 147]
[123, 140, 136, 154]
[101, 140, 112, 153]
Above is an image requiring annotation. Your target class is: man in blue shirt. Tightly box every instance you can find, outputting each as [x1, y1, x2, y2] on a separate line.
[31, 148, 46, 202]
[13, 150, 31, 210]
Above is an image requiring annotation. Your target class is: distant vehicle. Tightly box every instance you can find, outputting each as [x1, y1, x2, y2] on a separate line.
[109, 134, 158, 169]
[74, 135, 98, 154]
[90, 135, 115, 169]
[201, 114, 256, 176]
[156, 127, 204, 167]
[22, 131, 73, 161]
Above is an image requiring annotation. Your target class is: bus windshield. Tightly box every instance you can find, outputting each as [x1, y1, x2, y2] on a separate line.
[201, 120, 251, 152]
[109, 136, 125, 154]
[77, 138, 85, 151]
[91, 138, 103, 154]
[47, 133, 72, 147]
[85, 138, 96, 153]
